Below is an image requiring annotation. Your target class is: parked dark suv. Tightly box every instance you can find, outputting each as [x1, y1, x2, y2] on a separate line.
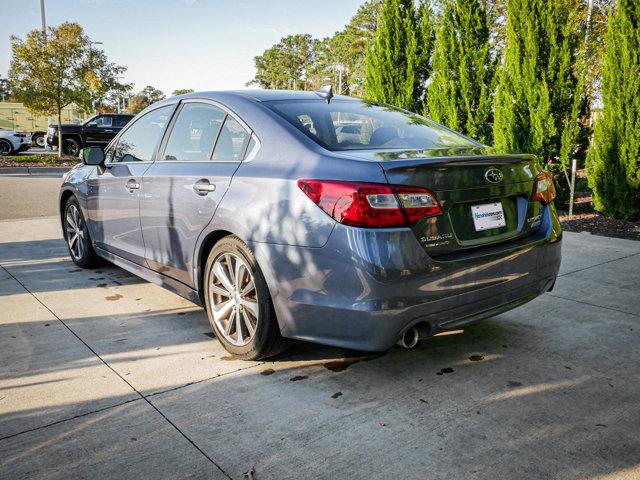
[47, 113, 134, 156]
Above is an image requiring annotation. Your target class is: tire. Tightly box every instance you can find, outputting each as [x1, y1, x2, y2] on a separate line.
[33, 133, 45, 148]
[0, 139, 14, 156]
[62, 137, 81, 157]
[63, 196, 101, 268]
[203, 235, 288, 360]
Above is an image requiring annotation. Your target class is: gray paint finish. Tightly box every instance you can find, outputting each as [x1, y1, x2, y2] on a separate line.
[59, 90, 562, 351]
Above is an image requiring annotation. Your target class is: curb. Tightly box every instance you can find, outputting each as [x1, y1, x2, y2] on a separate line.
[0, 166, 72, 175]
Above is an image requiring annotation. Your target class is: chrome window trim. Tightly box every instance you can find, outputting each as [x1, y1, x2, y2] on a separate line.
[242, 133, 261, 163]
[104, 103, 178, 166]
[155, 98, 258, 164]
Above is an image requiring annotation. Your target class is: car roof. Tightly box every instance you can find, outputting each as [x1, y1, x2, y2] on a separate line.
[172, 89, 359, 103]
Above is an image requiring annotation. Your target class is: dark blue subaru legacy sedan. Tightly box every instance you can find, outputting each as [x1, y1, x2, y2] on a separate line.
[59, 89, 562, 359]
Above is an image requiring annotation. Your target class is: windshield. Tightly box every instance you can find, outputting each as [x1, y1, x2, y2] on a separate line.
[264, 99, 478, 151]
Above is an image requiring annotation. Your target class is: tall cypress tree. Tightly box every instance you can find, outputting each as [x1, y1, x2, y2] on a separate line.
[426, 0, 496, 145]
[587, 0, 640, 220]
[364, 0, 421, 110]
[493, 0, 587, 190]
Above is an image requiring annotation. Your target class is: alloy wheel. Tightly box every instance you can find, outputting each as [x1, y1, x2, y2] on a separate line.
[0, 140, 12, 156]
[65, 204, 85, 261]
[64, 139, 80, 157]
[209, 253, 259, 346]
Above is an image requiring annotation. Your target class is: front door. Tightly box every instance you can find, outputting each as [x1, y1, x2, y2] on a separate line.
[86, 105, 175, 265]
[84, 115, 115, 146]
[140, 101, 251, 286]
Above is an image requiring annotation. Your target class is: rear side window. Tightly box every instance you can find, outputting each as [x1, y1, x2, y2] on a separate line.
[162, 103, 225, 161]
[115, 116, 132, 127]
[112, 106, 173, 162]
[211, 116, 250, 162]
[265, 99, 477, 151]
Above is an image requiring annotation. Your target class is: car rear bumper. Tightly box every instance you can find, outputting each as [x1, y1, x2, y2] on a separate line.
[252, 204, 562, 352]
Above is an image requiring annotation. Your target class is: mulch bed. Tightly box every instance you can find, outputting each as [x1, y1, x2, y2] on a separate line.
[558, 195, 640, 241]
[0, 156, 78, 168]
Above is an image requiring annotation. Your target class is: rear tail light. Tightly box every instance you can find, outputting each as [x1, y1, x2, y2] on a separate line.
[297, 179, 441, 228]
[532, 171, 556, 205]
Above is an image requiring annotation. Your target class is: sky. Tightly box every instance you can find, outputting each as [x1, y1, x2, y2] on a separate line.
[0, 0, 364, 95]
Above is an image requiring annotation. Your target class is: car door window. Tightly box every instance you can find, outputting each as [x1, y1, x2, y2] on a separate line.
[162, 103, 225, 161]
[112, 106, 173, 163]
[211, 116, 250, 162]
[115, 116, 132, 127]
[92, 116, 113, 127]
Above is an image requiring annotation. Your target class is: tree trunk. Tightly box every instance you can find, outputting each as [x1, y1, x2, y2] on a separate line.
[57, 107, 63, 158]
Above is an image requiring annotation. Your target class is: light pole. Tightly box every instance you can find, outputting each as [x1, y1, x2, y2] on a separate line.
[336, 64, 343, 95]
[40, 0, 54, 149]
[40, 0, 46, 33]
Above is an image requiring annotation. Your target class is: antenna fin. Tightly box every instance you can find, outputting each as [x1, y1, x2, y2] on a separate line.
[314, 85, 333, 103]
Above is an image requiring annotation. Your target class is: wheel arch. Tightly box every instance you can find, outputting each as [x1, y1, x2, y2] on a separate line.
[195, 229, 234, 304]
[59, 188, 76, 227]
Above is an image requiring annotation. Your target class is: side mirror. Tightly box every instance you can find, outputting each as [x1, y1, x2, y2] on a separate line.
[87, 122, 98, 128]
[82, 147, 105, 166]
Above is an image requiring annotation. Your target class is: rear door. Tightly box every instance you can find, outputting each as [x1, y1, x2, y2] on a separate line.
[139, 100, 252, 286]
[86, 105, 175, 265]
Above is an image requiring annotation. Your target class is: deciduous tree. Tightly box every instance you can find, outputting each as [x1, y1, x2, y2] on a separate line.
[172, 88, 194, 96]
[0, 75, 12, 102]
[249, 34, 319, 90]
[9, 22, 129, 156]
[128, 85, 165, 114]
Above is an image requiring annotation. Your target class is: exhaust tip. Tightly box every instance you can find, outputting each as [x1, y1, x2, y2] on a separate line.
[397, 327, 420, 349]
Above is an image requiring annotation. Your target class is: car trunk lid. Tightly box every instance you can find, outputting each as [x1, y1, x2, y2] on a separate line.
[342, 148, 545, 257]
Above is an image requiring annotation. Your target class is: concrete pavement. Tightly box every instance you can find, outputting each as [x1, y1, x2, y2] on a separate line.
[0, 176, 63, 220]
[1, 214, 639, 479]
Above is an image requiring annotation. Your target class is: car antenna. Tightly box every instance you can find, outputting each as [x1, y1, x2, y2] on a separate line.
[314, 85, 333, 104]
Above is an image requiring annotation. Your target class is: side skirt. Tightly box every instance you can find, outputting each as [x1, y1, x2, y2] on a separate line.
[94, 245, 203, 307]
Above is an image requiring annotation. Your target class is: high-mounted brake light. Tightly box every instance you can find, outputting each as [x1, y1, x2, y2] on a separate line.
[297, 179, 441, 228]
[532, 171, 556, 205]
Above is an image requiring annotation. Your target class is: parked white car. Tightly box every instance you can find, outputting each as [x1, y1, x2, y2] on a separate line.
[0, 129, 31, 156]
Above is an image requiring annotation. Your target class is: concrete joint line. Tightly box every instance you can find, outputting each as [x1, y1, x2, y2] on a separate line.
[0, 264, 233, 480]
[558, 251, 640, 278]
[0, 398, 142, 442]
[548, 292, 640, 318]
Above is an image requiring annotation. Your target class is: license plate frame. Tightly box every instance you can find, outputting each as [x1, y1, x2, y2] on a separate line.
[471, 202, 506, 231]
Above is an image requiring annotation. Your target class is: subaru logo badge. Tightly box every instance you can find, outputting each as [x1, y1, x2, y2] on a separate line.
[485, 168, 503, 184]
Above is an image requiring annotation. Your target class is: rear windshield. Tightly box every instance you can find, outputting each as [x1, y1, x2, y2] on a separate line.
[264, 99, 478, 151]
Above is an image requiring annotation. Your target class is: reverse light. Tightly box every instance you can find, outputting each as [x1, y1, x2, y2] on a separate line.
[297, 179, 441, 228]
[532, 171, 556, 205]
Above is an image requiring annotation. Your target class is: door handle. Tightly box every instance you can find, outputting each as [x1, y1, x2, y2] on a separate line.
[126, 179, 140, 191]
[105, 130, 114, 133]
[193, 179, 216, 196]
